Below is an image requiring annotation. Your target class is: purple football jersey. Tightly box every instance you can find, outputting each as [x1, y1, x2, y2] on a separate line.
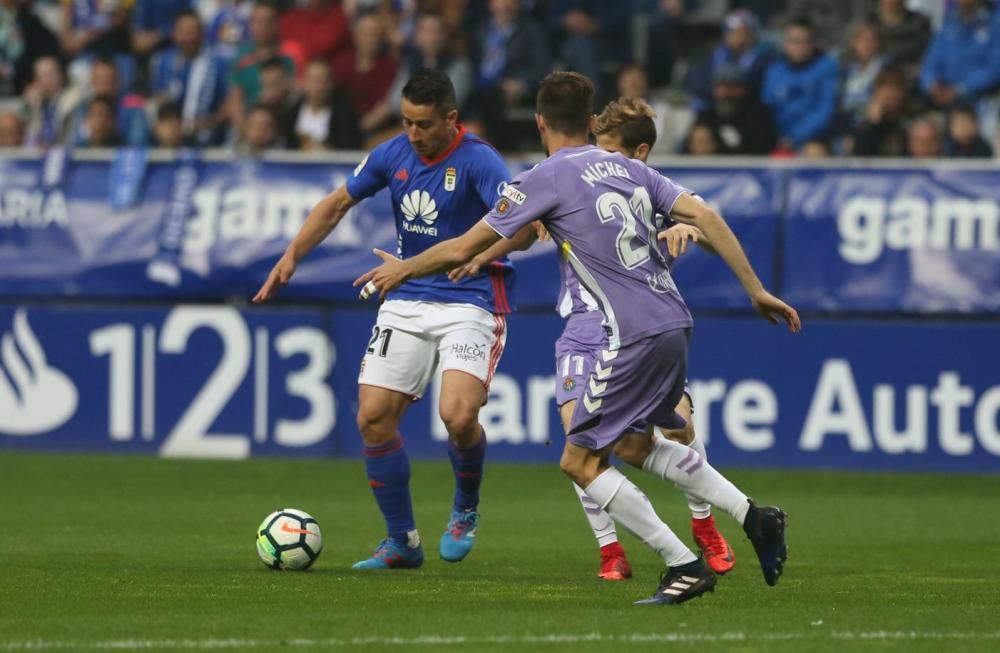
[486, 146, 692, 348]
[557, 206, 679, 318]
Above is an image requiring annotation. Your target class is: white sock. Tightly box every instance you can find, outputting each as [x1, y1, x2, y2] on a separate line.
[684, 435, 712, 520]
[643, 436, 750, 525]
[585, 467, 696, 568]
[573, 483, 618, 548]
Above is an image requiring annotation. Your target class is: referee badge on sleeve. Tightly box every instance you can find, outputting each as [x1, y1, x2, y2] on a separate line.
[444, 167, 457, 192]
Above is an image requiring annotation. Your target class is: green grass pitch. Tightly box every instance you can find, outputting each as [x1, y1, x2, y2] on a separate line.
[2, 452, 999, 652]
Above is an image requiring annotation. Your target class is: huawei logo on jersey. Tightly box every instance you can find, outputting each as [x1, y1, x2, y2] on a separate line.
[400, 190, 439, 236]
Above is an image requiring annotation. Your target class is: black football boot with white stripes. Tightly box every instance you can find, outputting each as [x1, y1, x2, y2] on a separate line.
[742, 500, 788, 586]
[634, 558, 717, 605]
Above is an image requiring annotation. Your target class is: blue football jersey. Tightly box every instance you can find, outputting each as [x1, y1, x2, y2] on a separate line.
[346, 127, 515, 314]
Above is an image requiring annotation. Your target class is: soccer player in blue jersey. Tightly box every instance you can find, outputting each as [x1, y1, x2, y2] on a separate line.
[357, 72, 800, 604]
[253, 70, 519, 570]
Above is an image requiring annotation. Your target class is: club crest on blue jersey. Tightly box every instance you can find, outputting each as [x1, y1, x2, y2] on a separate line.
[444, 167, 457, 192]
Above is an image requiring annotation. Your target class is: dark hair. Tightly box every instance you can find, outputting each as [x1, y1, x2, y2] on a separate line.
[401, 69, 457, 114]
[873, 65, 906, 89]
[594, 97, 658, 151]
[89, 95, 117, 116]
[174, 9, 201, 26]
[157, 102, 182, 122]
[786, 17, 815, 34]
[248, 103, 277, 121]
[260, 57, 288, 75]
[254, 1, 280, 15]
[92, 56, 117, 71]
[949, 103, 978, 122]
[536, 71, 594, 135]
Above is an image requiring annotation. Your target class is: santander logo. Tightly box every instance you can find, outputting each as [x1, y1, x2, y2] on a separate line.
[0, 310, 78, 436]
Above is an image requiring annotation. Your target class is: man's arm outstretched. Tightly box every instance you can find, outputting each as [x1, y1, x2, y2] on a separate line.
[355, 220, 504, 299]
[253, 186, 358, 303]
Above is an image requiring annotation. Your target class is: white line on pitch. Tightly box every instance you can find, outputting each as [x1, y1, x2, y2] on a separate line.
[2, 631, 1000, 650]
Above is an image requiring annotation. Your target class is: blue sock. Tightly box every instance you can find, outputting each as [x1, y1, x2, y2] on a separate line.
[363, 437, 415, 547]
[448, 430, 487, 513]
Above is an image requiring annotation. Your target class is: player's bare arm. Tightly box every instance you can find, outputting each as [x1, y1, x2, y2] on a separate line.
[669, 193, 801, 332]
[658, 224, 717, 258]
[355, 220, 503, 299]
[448, 222, 538, 282]
[252, 186, 358, 303]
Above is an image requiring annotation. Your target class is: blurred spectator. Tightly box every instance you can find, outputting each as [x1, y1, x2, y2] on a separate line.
[23, 55, 75, 146]
[66, 56, 150, 145]
[920, 0, 1000, 109]
[697, 63, 776, 155]
[850, 66, 910, 157]
[133, 0, 192, 56]
[151, 10, 228, 144]
[685, 9, 773, 113]
[280, 0, 351, 64]
[945, 104, 993, 158]
[80, 94, 122, 147]
[0, 0, 61, 96]
[387, 12, 472, 115]
[780, 0, 871, 50]
[466, 0, 550, 143]
[228, 3, 296, 128]
[643, 0, 684, 88]
[332, 12, 399, 135]
[906, 114, 942, 158]
[289, 58, 360, 150]
[542, 1, 623, 93]
[614, 64, 680, 155]
[152, 100, 184, 146]
[870, 0, 931, 71]
[762, 18, 840, 150]
[800, 139, 831, 157]
[198, 0, 253, 62]
[0, 109, 24, 145]
[59, 0, 133, 59]
[258, 55, 296, 145]
[682, 121, 721, 156]
[840, 21, 886, 130]
[235, 101, 278, 154]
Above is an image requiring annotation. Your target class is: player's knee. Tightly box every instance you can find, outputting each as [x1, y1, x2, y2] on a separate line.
[660, 423, 695, 446]
[613, 435, 652, 468]
[356, 404, 397, 446]
[559, 449, 598, 487]
[438, 399, 480, 439]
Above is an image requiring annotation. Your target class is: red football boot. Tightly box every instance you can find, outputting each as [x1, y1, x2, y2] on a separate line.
[598, 542, 633, 581]
[692, 515, 735, 575]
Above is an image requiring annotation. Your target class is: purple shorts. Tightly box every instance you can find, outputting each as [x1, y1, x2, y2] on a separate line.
[555, 312, 691, 408]
[563, 327, 691, 451]
[554, 312, 607, 406]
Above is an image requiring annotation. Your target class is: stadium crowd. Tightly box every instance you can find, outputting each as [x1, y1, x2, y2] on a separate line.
[0, 0, 997, 157]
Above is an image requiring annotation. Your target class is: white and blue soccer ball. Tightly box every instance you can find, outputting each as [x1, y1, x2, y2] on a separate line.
[256, 508, 323, 570]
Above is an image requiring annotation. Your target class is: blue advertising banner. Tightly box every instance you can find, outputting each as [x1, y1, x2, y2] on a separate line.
[0, 156, 776, 310]
[1, 304, 997, 472]
[783, 167, 1000, 313]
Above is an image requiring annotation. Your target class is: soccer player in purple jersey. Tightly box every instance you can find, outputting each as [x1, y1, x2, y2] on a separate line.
[254, 70, 526, 570]
[449, 97, 737, 582]
[356, 72, 801, 605]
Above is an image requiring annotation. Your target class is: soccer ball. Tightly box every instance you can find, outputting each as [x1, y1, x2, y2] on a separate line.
[256, 508, 323, 570]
